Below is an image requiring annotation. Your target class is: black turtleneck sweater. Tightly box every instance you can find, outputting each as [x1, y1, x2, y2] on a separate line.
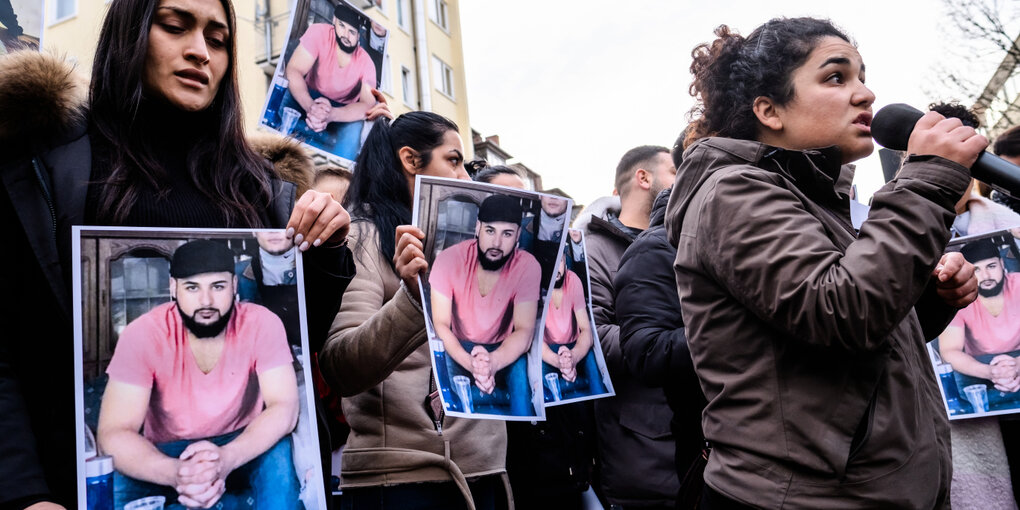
[85, 100, 259, 228]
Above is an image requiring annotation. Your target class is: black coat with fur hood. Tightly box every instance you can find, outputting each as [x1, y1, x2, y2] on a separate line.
[0, 51, 353, 509]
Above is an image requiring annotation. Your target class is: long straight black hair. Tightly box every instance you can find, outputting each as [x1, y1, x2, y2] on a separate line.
[345, 111, 458, 268]
[89, 0, 272, 227]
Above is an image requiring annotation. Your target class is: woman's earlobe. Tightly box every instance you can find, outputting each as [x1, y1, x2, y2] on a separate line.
[398, 146, 419, 174]
[753, 96, 783, 131]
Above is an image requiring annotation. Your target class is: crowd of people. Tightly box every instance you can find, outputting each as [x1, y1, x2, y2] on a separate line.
[4, 0, 1020, 509]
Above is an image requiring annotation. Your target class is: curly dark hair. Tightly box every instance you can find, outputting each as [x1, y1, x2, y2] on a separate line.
[928, 101, 980, 128]
[686, 18, 852, 148]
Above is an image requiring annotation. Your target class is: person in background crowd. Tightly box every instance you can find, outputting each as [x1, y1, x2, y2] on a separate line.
[236, 231, 301, 347]
[575, 145, 679, 509]
[313, 166, 354, 204]
[926, 103, 1020, 238]
[667, 17, 982, 508]
[475, 164, 528, 189]
[616, 136, 708, 506]
[320, 111, 514, 509]
[0, 0, 355, 508]
[993, 123, 1020, 506]
[992, 125, 1020, 215]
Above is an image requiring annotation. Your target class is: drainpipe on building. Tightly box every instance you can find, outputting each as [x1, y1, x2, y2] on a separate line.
[412, 0, 431, 111]
[259, 0, 273, 66]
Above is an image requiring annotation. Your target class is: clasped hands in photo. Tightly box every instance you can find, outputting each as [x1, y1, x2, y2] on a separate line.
[989, 355, 1020, 393]
[171, 441, 232, 509]
[303, 89, 393, 133]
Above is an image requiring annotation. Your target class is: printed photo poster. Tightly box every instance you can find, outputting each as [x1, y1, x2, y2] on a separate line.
[929, 228, 1020, 420]
[2, 0, 43, 53]
[413, 176, 573, 421]
[73, 227, 326, 510]
[542, 229, 615, 406]
[259, 0, 389, 165]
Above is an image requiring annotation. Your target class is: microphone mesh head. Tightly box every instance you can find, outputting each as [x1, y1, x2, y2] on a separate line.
[871, 103, 924, 151]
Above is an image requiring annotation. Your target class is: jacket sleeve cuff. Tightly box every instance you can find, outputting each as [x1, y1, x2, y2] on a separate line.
[897, 155, 972, 195]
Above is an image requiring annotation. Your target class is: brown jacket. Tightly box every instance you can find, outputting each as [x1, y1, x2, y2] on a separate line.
[320, 220, 510, 509]
[665, 137, 968, 508]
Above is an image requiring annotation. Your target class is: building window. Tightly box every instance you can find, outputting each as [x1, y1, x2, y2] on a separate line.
[429, 0, 449, 31]
[50, 0, 76, 23]
[396, 0, 411, 32]
[401, 66, 416, 107]
[109, 251, 171, 344]
[432, 56, 454, 99]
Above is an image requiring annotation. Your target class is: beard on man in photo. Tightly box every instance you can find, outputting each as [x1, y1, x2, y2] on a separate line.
[334, 3, 362, 54]
[476, 193, 524, 272]
[170, 239, 237, 339]
[962, 238, 1008, 298]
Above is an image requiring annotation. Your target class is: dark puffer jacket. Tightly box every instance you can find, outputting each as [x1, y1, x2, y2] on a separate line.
[616, 188, 706, 482]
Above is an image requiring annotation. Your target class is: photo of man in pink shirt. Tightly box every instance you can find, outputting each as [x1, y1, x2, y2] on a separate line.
[541, 241, 609, 403]
[429, 194, 542, 416]
[940, 237, 1020, 412]
[96, 240, 301, 510]
[266, 1, 382, 161]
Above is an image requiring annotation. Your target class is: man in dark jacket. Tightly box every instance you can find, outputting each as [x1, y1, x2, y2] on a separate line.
[616, 187, 707, 494]
[579, 145, 679, 509]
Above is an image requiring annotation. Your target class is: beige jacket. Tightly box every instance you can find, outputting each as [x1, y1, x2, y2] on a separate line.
[320, 219, 510, 508]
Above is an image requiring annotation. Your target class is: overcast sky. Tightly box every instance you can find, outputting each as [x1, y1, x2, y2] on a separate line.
[460, 1, 1010, 206]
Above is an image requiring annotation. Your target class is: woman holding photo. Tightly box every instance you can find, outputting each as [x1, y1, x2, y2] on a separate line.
[665, 17, 985, 508]
[320, 112, 513, 509]
[0, 0, 356, 508]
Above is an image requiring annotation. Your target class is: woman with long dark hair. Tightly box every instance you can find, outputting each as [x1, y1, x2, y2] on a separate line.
[319, 112, 512, 509]
[665, 17, 986, 508]
[0, 0, 353, 508]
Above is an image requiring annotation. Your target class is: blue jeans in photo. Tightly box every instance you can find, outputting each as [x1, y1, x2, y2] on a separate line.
[275, 89, 364, 161]
[113, 429, 301, 510]
[542, 341, 606, 401]
[446, 340, 532, 416]
[954, 350, 1020, 412]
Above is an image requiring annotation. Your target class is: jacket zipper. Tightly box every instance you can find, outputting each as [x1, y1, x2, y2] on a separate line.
[31, 157, 57, 234]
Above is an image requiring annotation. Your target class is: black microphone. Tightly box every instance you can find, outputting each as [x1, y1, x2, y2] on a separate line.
[871, 103, 1020, 197]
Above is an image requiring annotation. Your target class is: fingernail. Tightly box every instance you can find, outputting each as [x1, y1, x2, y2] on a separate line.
[286, 227, 295, 239]
[300, 241, 309, 251]
[313, 238, 322, 247]
[294, 233, 304, 245]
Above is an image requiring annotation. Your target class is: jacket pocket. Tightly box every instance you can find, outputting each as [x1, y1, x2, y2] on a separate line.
[618, 402, 674, 440]
[847, 393, 877, 465]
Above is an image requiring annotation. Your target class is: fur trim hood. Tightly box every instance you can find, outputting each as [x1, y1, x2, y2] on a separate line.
[0, 50, 88, 149]
[248, 132, 313, 197]
[571, 195, 621, 232]
[0, 51, 314, 194]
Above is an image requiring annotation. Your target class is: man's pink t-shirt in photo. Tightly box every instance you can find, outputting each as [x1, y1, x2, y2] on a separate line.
[544, 270, 585, 346]
[949, 272, 1020, 356]
[429, 239, 541, 345]
[106, 301, 293, 444]
[299, 23, 378, 104]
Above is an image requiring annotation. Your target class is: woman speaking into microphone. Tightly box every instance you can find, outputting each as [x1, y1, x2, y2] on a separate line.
[666, 17, 986, 509]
